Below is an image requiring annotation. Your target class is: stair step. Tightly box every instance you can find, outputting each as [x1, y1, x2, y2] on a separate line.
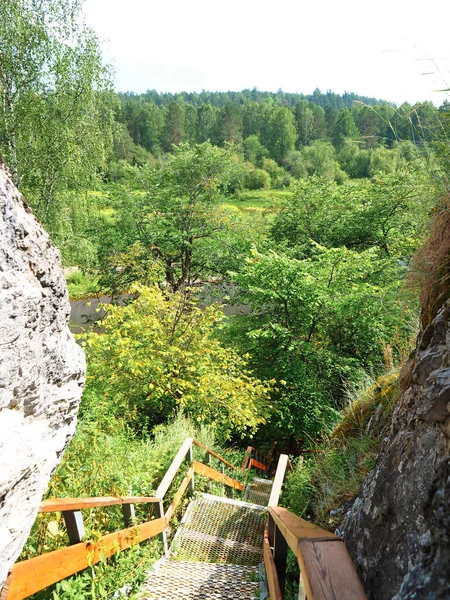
[171, 494, 266, 566]
[244, 478, 273, 506]
[142, 559, 260, 599]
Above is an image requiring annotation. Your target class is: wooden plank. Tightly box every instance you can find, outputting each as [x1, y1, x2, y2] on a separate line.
[165, 466, 194, 523]
[268, 454, 289, 507]
[241, 446, 253, 471]
[192, 439, 238, 471]
[39, 496, 158, 513]
[269, 506, 339, 555]
[155, 437, 193, 499]
[298, 539, 367, 600]
[263, 528, 283, 600]
[250, 458, 269, 472]
[192, 461, 244, 491]
[1, 517, 166, 600]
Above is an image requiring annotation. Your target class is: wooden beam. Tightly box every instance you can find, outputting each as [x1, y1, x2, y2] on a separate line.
[297, 539, 367, 600]
[155, 437, 193, 500]
[165, 466, 194, 523]
[263, 529, 283, 600]
[269, 506, 339, 555]
[192, 461, 244, 491]
[268, 454, 289, 507]
[1, 517, 166, 600]
[249, 458, 269, 472]
[192, 439, 238, 471]
[39, 496, 158, 513]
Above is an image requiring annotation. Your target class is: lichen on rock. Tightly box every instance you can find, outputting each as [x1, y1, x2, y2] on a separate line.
[0, 157, 85, 588]
[342, 296, 450, 597]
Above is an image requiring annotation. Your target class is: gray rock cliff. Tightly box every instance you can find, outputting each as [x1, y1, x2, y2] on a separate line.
[0, 158, 85, 588]
[342, 302, 450, 598]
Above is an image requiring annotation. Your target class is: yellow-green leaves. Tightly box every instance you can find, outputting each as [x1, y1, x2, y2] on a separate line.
[82, 285, 272, 440]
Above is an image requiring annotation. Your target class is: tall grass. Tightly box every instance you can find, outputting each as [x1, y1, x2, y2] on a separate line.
[23, 412, 237, 599]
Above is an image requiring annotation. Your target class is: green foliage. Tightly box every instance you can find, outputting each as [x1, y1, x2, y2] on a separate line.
[226, 245, 405, 437]
[0, 0, 115, 226]
[244, 166, 271, 190]
[66, 270, 99, 299]
[22, 413, 220, 599]
[284, 372, 400, 526]
[271, 172, 439, 259]
[82, 285, 272, 440]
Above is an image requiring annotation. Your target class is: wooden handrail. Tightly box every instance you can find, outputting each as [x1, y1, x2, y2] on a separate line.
[192, 439, 238, 471]
[192, 461, 244, 491]
[1, 437, 264, 600]
[265, 506, 367, 600]
[1, 517, 166, 600]
[268, 454, 289, 507]
[155, 437, 194, 499]
[39, 496, 159, 513]
[165, 466, 195, 523]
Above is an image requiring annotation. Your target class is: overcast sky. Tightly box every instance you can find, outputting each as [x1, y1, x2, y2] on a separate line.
[84, 0, 450, 106]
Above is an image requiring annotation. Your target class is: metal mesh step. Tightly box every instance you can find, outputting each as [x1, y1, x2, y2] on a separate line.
[244, 478, 273, 506]
[142, 559, 260, 599]
[171, 494, 266, 566]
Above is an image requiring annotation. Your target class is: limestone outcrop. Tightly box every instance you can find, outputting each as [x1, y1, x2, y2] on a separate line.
[342, 302, 450, 597]
[0, 158, 85, 588]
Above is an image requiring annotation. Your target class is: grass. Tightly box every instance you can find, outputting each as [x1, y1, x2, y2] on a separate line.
[65, 270, 100, 300]
[283, 371, 400, 529]
[224, 189, 292, 212]
[22, 413, 246, 599]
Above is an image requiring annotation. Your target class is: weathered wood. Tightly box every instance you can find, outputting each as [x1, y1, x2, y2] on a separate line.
[298, 539, 367, 600]
[274, 521, 288, 595]
[39, 496, 158, 513]
[204, 452, 212, 491]
[192, 461, 244, 491]
[1, 517, 166, 600]
[154, 500, 168, 556]
[165, 466, 194, 523]
[268, 454, 289, 507]
[250, 458, 269, 472]
[269, 506, 339, 555]
[241, 446, 253, 471]
[155, 437, 193, 500]
[263, 528, 283, 600]
[121, 503, 135, 528]
[192, 439, 238, 470]
[187, 441, 195, 496]
[62, 510, 85, 544]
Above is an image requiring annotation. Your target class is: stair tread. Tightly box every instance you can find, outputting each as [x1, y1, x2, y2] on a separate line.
[142, 559, 260, 599]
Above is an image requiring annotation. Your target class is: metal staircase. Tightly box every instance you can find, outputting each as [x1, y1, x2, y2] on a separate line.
[2, 439, 367, 600]
[142, 490, 272, 599]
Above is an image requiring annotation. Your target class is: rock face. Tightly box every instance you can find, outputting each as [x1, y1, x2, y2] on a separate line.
[0, 158, 85, 588]
[342, 302, 450, 599]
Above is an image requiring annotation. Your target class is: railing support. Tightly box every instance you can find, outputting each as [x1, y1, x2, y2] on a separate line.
[154, 500, 168, 556]
[205, 451, 212, 491]
[62, 510, 85, 545]
[187, 441, 194, 496]
[121, 503, 135, 528]
[273, 521, 288, 596]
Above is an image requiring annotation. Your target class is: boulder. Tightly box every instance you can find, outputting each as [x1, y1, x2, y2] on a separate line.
[0, 158, 85, 588]
[342, 303, 450, 599]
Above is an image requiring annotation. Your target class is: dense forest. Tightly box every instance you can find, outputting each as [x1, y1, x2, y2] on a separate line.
[2, 0, 450, 597]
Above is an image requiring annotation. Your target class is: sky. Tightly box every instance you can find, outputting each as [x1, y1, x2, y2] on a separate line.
[83, 0, 450, 106]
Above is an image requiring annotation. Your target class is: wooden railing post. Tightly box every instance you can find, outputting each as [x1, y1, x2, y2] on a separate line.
[274, 522, 288, 596]
[204, 451, 212, 491]
[62, 511, 85, 545]
[187, 440, 194, 496]
[121, 503, 135, 528]
[154, 499, 168, 556]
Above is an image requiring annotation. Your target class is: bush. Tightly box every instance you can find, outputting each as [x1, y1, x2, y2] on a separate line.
[244, 167, 271, 190]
